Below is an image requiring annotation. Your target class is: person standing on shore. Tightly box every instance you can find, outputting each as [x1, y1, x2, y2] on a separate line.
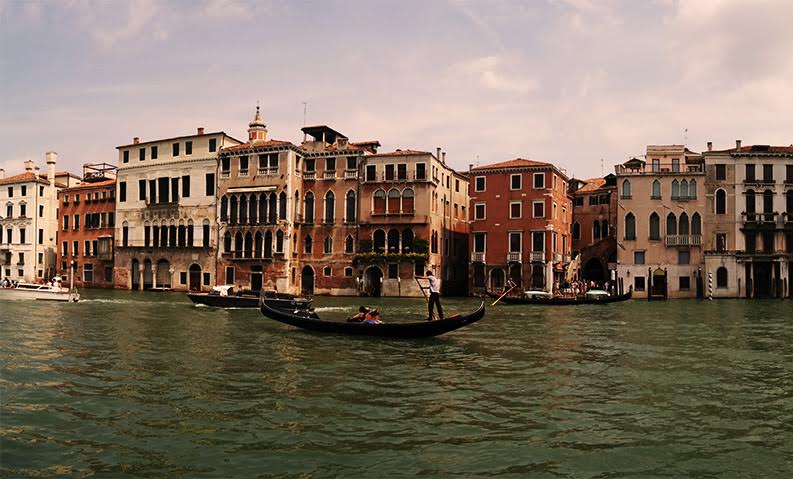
[417, 270, 443, 321]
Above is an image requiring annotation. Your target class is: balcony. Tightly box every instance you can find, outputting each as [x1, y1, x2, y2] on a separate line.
[507, 252, 521, 263]
[239, 169, 249, 178]
[530, 251, 545, 262]
[220, 171, 230, 178]
[471, 251, 485, 263]
[258, 167, 278, 176]
[323, 171, 337, 180]
[743, 178, 775, 186]
[344, 170, 358, 179]
[303, 171, 316, 180]
[741, 211, 779, 228]
[665, 234, 703, 246]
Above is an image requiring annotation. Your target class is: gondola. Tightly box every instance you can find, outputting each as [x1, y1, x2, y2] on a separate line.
[260, 300, 486, 339]
[188, 285, 311, 311]
[486, 288, 632, 305]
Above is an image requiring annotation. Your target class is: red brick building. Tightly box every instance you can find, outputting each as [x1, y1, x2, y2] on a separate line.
[468, 159, 572, 293]
[57, 164, 117, 287]
[569, 174, 617, 283]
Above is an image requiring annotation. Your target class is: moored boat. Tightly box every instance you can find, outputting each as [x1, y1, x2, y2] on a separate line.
[486, 287, 632, 305]
[260, 300, 486, 339]
[0, 277, 80, 302]
[187, 285, 311, 311]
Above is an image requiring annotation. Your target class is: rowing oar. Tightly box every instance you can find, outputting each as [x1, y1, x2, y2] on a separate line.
[415, 277, 436, 321]
[491, 283, 517, 306]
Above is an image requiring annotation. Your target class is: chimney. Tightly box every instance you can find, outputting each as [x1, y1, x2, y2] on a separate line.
[24, 160, 35, 172]
[442, 152, 446, 164]
[133, 137, 140, 144]
[45, 151, 57, 186]
[436, 147, 441, 159]
[736, 139, 742, 149]
[0, 168, 5, 179]
[197, 127, 205, 135]
[707, 141, 712, 151]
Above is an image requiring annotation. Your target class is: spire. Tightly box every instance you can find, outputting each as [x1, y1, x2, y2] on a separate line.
[247, 102, 268, 143]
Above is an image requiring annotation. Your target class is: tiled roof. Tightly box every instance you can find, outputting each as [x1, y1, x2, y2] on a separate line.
[61, 179, 115, 191]
[577, 177, 607, 193]
[709, 144, 793, 154]
[472, 158, 551, 170]
[221, 140, 295, 152]
[0, 172, 50, 185]
[368, 149, 432, 157]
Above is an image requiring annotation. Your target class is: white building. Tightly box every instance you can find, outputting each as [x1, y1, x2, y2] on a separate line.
[1, 153, 78, 282]
[114, 128, 242, 291]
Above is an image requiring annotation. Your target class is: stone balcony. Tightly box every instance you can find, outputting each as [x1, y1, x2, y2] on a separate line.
[530, 251, 545, 262]
[471, 251, 485, 263]
[507, 252, 521, 263]
[665, 234, 703, 246]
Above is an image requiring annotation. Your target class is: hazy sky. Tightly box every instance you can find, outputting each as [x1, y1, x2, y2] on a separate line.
[1, 0, 792, 180]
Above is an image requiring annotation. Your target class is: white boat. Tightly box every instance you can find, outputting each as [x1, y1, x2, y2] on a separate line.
[0, 276, 80, 302]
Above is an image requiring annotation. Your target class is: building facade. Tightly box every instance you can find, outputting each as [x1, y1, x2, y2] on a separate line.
[704, 141, 793, 298]
[1, 153, 75, 283]
[569, 174, 617, 283]
[616, 145, 706, 299]
[468, 159, 572, 294]
[57, 164, 117, 288]
[114, 128, 241, 291]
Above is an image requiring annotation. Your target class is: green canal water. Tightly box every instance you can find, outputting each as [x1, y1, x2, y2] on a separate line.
[1, 291, 792, 478]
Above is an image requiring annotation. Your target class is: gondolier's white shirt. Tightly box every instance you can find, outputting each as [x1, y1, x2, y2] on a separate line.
[428, 276, 440, 294]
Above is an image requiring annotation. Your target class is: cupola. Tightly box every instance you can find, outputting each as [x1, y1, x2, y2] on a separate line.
[247, 105, 268, 144]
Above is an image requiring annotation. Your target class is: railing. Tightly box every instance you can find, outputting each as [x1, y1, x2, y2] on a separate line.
[303, 172, 316, 180]
[323, 171, 337, 180]
[220, 171, 230, 178]
[344, 170, 358, 179]
[665, 234, 703, 246]
[530, 251, 545, 262]
[671, 194, 697, 201]
[507, 252, 521, 263]
[258, 167, 278, 176]
[741, 211, 778, 224]
[616, 164, 704, 175]
[743, 178, 775, 185]
[239, 169, 249, 177]
[471, 252, 485, 263]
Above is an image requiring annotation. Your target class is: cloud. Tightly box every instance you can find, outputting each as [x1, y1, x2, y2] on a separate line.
[91, 0, 162, 48]
[447, 55, 538, 95]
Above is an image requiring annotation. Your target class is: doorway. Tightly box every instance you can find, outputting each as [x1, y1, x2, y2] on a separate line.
[301, 266, 315, 295]
[753, 262, 772, 298]
[131, 259, 140, 290]
[251, 265, 263, 292]
[189, 264, 201, 291]
[364, 266, 383, 297]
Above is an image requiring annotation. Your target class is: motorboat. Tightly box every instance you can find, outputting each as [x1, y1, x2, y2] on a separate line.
[187, 285, 312, 311]
[0, 276, 80, 302]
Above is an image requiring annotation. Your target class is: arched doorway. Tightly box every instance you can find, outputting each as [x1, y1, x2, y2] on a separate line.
[143, 259, 153, 290]
[583, 257, 605, 283]
[531, 264, 544, 289]
[509, 263, 522, 289]
[157, 259, 171, 288]
[189, 264, 201, 291]
[131, 259, 140, 290]
[301, 266, 314, 295]
[364, 266, 383, 297]
[490, 268, 505, 291]
[651, 268, 667, 298]
[250, 264, 263, 292]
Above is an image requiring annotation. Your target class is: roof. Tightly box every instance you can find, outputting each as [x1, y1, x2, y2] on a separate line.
[368, 149, 431, 157]
[708, 144, 793, 155]
[471, 158, 552, 171]
[220, 140, 295, 153]
[0, 172, 50, 186]
[116, 131, 242, 149]
[577, 177, 607, 193]
[301, 125, 347, 144]
[60, 179, 116, 191]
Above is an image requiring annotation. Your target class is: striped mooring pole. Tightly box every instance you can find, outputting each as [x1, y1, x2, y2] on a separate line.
[708, 270, 713, 301]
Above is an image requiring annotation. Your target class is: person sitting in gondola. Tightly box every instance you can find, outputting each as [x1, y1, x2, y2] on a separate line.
[362, 309, 383, 325]
[348, 305, 370, 323]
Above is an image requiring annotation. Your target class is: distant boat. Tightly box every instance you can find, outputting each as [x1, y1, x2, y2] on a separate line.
[187, 285, 311, 311]
[486, 287, 632, 305]
[260, 299, 486, 339]
[0, 277, 80, 302]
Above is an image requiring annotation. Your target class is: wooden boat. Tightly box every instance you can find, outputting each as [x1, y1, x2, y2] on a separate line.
[188, 285, 311, 310]
[0, 277, 79, 302]
[260, 300, 486, 339]
[486, 288, 632, 305]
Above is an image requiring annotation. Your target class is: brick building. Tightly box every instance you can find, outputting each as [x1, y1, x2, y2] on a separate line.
[468, 159, 572, 293]
[57, 164, 117, 287]
[569, 174, 617, 283]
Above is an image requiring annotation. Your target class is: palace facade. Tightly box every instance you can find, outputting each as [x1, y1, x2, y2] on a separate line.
[569, 174, 617, 284]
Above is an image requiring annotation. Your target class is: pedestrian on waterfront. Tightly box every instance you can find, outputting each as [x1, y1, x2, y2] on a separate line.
[417, 270, 444, 321]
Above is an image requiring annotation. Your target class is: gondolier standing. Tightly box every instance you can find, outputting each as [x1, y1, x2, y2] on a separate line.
[417, 270, 444, 321]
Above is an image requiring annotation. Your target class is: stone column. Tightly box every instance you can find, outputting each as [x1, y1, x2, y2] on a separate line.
[138, 263, 144, 291]
[152, 264, 157, 289]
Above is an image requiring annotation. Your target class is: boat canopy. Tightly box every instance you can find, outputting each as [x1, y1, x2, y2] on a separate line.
[523, 290, 553, 299]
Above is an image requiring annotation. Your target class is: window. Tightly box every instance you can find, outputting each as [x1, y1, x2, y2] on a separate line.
[678, 250, 690, 265]
[672, 158, 680, 172]
[716, 233, 727, 252]
[6, 204, 12, 218]
[651, 180, 661, 199]
[344, 267, 353, 277]
[38, 228, 43, 244]
[19, 204, 26, 217]
[181, 176, 190, 198]
[385, 164, 394, 181]
[119, 182, 126, 202]
[679, 276, 690, 290]
[652, 159, 660, 172]
[397, 164, 407, 180]
[346, 156, 357, 170]
[763, 164, 773, 182]
[716, 267, 728, 288]
[185, 141, 193, 155]
[122, 224, 128, 247]
[205, 173, 215, 196]
[689, 179, 697, 199]
[455, 179, 460, 192]
[345, 190, 356, 222]
[304, 236, 313, 254]
[171, 177, 179, 202]
[416, 163, 426, 180]
[225, 267, 235, 285]
[510, 174, 522, 190]
[122, 151, 129, 163]
[139, 148, 145, 161]
[345, 235, 354, 254]
[388, 263, 398, 279]
[671, 179, 679, 199]
[474, 203, 486, 220]
[209, 138, 217, 152]
[151, 145, 158, 159]
[72, 240, 78, 256]
[324, 191, 335, 223]
[84, 240, 91, 256]
[787, 165, 793, 183]
[473, 232, 486, 253]
[62, 241, 68, 257]
[715, 164, 726, 181]
[172, 143, 180, 157]
[532, 201, 545, 218]
[649, 213, 660, 240]
[474, 176, 485, 192]
[634, 276, 645, 291]
[533, 173, 545, 189]
[21, 185, 26, 196]
[324, 236, 332, 254]
[572, 222, 580, 240]
[509, 201, 522, 219]
[326, 157, 336, 172]
[139, 179, 146, 201]
[634, 251, 645, 264]
[624, 213, 636, 240]
[239, 156, 249, 175]
[621, 179, 631, 198]
[366, 165, 376, 181]
[745, 164, 755, 181]
[509, 232, 522, 253]
[74, 214, 80, 230]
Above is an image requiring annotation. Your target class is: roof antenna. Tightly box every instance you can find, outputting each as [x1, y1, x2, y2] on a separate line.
[600, 158, 604, 176]
[683, 128, 688, 145]
[302, 101, 308, 142]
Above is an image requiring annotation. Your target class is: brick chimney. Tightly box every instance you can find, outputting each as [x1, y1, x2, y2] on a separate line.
[707, 141, 712, 151]
[442, 152, 446, 164]
[197, 127, 205, 135]
[24, 159, 35, 172]
[436, 147, 441, 159]
[736, 139, 742, 149]
[133, 137, 140, 144]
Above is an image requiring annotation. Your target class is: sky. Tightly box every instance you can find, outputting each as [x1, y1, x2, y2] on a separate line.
[1, 0, 792, 180]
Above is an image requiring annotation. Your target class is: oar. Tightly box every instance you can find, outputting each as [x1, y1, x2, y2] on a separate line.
[415, 277, 436, 321]
[491, 282, 517, 306]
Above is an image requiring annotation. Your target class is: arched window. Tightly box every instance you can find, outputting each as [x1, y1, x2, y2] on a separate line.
[187, 219, 194, 247]
[431, 230, 439, 253]
[621, 179, 631, 198]
[593, 221, 601, 240]
[572, 222, 580, 240]
[304, 192, 314, 224]
[258, 193, 267, 225]
[373, 229, 386, 252]
[234, 231, 243, 253]
[402, 188, 415, 214]
[745, 189, 756, 220]
[249, 194, 258, 225]
[671, 180, 680, 199]
[264, 231, 273, 258]
[680, 180, 689, 199]
[294, 190, 300, 219]
[716, 267, 728, 288]
[373, 189, 386, 214]
[276, 230, 284, 253]
[763, 189, 773, 220]
[601, 220, 609, 237]
[239, 195, 248, 225]
[304, 235, 313, 254]
[230, 195, 238, 225]
[689, 179, 697, 199]
[651, 179, 661, 199]
[491, 268, 505, 290]
[345, 235, 354, 254]
[324, 235, 333, 254]
[324, 191, 335, 223]
[169, 224, 177, 247]
[254, 231, 263, 258]
[387, 188, 400, 214]
[787, 190, 793, 215]
[345, 190, 356, 222]
[177, 224, 186, 247]
[220, 195, 228, 222]
[279, 192, 287, 220]
[624, 213, 636, 240]
[244, 231, 253, 257]
[649, 212, 660, 240]
[223, 232, 231, 253]
[667, 213, 677, 235]
[679, 212, 689, 235]
[268, 193, 277, 223]
[716, 189, 727, 215]
[691, 213, 702, 236]
[402, 228, 414, 252]
[387, 229, 400, 252]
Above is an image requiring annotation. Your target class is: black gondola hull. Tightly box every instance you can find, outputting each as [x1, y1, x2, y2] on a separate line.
[260, 300, 486, 339]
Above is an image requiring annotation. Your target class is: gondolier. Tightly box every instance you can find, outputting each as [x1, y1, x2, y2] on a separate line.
[417, 270, 444, 321]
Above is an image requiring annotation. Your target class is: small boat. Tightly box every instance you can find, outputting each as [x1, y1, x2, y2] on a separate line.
[260, 300, 486, 339]
[486, 287, 632, 305]
[187, 285, 311, 311]
[0, 277, 80, 302]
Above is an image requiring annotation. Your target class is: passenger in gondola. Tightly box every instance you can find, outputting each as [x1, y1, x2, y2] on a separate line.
[348, 305, 370, 323]
[362, 309, 383, 325]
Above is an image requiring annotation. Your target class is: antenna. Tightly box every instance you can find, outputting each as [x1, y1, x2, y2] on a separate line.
[600, 158, 604, 176]
[683, 128, 688, 145]
[302, 101, 308, 126]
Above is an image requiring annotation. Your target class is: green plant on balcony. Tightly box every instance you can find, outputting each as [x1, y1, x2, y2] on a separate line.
[412, 238, 429, 254]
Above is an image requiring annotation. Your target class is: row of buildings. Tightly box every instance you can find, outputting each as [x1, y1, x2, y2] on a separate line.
[1, 109, 791, 299]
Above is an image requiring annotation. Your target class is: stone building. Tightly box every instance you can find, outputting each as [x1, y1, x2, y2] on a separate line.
[1, 153, 77, 283]
[57, 163, 117, 288]
[114, 128, 241, 291]
[569, 174, 617, 283]
[703, 141, 793, 298]
[468, 159, 572, 294]
[616, 145, 706, 299]
[357, 148, 469, 297]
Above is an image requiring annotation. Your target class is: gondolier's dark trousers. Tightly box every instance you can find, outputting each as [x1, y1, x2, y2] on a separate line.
[428, 292, 443, 320]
